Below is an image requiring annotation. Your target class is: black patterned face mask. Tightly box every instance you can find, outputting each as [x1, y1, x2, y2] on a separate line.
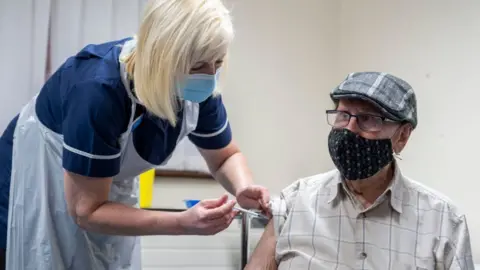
[328, 128, 393, 180]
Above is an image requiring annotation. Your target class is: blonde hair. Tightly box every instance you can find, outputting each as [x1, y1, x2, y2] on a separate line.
[124, 0, 234, 126]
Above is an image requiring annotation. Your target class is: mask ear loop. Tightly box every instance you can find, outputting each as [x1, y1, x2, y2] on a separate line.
[390, 125, 404, 160]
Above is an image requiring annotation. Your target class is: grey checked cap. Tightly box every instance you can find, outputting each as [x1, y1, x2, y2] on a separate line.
[331, 72, 418, 128]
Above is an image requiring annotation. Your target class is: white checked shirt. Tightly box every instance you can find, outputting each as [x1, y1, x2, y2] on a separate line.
[270, 164, 474, 270]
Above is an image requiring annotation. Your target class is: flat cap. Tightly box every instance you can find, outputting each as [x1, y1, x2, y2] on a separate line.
[331, 72, 417, 128]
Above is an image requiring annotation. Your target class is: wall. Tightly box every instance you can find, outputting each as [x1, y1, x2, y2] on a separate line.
[0, 0, 50, 130]
[222, 0, 340, 193]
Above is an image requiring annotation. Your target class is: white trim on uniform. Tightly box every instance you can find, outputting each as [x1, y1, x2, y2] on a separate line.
[63, 143, 122, 160]
[190, 119, 229, 138]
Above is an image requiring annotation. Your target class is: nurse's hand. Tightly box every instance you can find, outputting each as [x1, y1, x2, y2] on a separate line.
[178, 194, 238, 235]
[236, 185, 271, 216]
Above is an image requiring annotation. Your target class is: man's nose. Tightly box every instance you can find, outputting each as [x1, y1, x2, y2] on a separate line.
[345, 116, 361, 133]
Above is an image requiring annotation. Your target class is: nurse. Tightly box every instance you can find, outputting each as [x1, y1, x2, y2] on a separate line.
[0, 0, 270, 269]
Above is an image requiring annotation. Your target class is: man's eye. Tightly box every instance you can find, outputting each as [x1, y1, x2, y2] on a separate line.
[358, 115, 370, 122]
[338, 113, 349, 120]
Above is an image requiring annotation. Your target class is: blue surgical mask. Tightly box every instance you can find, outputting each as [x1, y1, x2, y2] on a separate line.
[181, 72, 219, 103]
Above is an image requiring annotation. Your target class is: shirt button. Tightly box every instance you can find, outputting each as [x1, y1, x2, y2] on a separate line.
[360, 252, 367, 259]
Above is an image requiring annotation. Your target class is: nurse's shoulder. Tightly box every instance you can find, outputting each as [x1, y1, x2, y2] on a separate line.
[36, 38, 133, 178]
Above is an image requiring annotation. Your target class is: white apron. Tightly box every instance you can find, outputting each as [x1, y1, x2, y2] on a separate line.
[5, 42, 199, 269]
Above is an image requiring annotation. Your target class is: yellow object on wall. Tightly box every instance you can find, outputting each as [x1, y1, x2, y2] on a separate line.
[139, 169, 155, 208]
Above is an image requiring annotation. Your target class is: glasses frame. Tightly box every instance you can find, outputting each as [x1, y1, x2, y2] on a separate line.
[325, 109, 397, 132]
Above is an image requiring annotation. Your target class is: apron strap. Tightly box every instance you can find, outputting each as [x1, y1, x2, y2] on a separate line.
[177, 101, 199, 143]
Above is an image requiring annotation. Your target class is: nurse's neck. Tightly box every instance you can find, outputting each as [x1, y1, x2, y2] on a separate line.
[344, 162, 395, 207]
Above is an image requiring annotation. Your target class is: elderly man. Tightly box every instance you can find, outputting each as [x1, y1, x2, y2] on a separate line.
[246, 72, 474, 270]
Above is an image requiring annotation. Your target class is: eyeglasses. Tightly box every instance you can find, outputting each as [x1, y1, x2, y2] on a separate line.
[326, 110, 397, 132]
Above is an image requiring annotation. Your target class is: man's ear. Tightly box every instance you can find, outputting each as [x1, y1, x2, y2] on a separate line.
[393, 123, 412, 154]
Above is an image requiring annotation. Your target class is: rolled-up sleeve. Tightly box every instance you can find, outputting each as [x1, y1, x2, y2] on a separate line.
[62, 80, 128, 178]
[444, 215, 474, 270]
[188, 95, 232, 149]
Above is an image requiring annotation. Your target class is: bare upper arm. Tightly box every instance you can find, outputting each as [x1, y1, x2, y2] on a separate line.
[245, 219, 278, 270]
[64, 170, 112, 225]
[197, 140, 239, 172]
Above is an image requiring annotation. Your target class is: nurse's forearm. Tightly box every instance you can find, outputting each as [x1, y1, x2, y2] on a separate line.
[65, 171, 187, 235]
[65, 171, 187, 236]
[78, 202, 185, 236]
[213, 152, 254, 196]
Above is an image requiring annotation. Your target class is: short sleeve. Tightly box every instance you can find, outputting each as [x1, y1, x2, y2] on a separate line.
[188, 94, 232, 149]
[270, 180, 301, 237]
[62, 80, 129, 178]
[439, 213, 475, 269]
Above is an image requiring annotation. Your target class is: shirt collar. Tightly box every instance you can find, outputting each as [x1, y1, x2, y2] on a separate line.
[327, 160, 404, 213]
